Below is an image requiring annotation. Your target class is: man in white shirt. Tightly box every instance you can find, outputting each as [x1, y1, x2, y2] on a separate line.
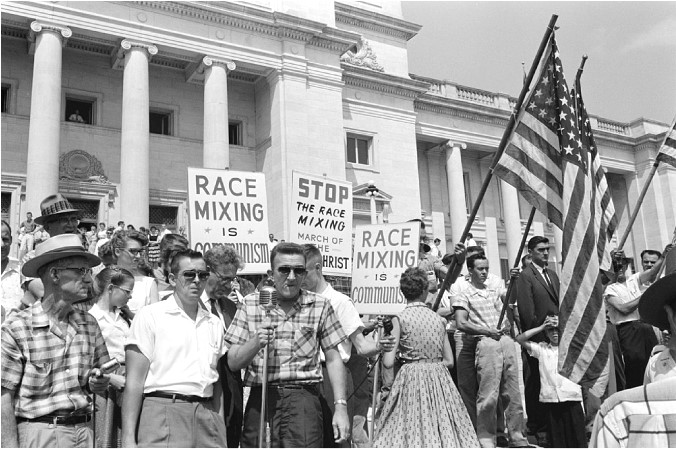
[604, 245, 670, 388]
[301, 244, 394, 447]
[122, 249, 227, 447]
[1, 220, 23, 321]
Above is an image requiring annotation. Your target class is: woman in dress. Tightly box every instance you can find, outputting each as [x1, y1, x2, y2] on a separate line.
[374, 267, 479, 448]
[89, 266, 134, 448]
[147, 226, 160, 270]
[107, 229, 158, 317]
[86, 224, 98, 254]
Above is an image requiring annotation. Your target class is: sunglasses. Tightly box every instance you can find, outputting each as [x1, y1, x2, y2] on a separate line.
[276, 266, 307, 277]
[123, 247, 147, 257]
[53, 267, 92, 277]
[180, 270, 211, 282]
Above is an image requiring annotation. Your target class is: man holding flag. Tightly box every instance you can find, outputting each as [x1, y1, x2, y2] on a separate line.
[494, 32, 615, 397]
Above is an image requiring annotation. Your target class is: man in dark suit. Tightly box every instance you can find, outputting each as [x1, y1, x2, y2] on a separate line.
[203, 245, 255, 448]
[515, 235, 559, 443]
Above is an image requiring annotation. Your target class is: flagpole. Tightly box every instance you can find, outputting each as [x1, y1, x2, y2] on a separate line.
[497, 206, 537, 328]
[576, 54, 588, 83]
[615, 115, 676, 250]
[432, 14, 559, 311]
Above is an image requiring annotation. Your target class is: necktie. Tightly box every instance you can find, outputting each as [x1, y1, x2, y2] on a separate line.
[542, 269, 554, 291]
[210, 298, 221, 320]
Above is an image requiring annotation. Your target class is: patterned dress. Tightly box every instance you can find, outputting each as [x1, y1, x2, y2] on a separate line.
[374, 302, 479, 448]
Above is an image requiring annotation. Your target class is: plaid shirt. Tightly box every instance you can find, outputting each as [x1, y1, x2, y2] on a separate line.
[452, 281, 506, 333]
[590, 377, 676, 447]
[1, 299, 110, 418]
[224, 290, 347, 387]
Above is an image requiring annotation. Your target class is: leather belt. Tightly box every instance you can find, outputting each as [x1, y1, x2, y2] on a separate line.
[259, 383, 320, 394]
[17, 413, 91, 425]
[145, 391, 212, 403]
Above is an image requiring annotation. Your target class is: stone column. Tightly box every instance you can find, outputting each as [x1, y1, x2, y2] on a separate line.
[202, 56, 236, 169]
[500, 180, 522, 265]
[25, 21, 71, 213]
[443, 142, 468, 244]
[119, 40, 157, 228]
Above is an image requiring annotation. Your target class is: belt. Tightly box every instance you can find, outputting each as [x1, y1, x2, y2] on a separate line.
[258, 383, 320, 394]
[399, 358, 442, 365]
[17, 413, 92, 426]
[145, 391, 212, 403]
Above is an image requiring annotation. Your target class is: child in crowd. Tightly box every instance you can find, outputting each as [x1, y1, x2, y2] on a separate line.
[515, 315, 586, 448]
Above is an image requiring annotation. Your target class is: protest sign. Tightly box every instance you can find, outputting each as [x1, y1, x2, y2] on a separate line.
[187, 167, 270, 274]
[351, 222, 420, 315]
[290, 171, 353, 276]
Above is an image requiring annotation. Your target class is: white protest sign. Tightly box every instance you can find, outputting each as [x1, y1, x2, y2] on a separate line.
[290, 171, 353, 276]
[187, 167, 270, 274]
[351, 222, 420, 315]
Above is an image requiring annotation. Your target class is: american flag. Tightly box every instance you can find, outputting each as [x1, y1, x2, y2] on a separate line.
[494, 35, 609, 395]
[656, 118, 676, 168]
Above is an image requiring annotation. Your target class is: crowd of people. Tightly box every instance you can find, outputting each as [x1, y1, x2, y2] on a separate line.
[1, 192, 675, 448]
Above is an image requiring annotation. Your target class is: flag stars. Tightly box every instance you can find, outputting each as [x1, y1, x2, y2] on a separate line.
[559, 111, 568, 121]
[535, 89, 543, 98]
[563, 145, 574, 155]
[538, 108, 547, 118]
[545, 97, 554, 105]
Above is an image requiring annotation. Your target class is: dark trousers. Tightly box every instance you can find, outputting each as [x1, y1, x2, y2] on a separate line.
[617, 320, 658, 388]
[320, 364, 354, 448]
[543, 401, 586, 448]
[241, 385, 323, 448]
[523, 351, 547, 434]
[218, 357, 243, 449]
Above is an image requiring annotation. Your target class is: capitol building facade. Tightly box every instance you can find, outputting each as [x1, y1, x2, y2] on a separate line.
[2, 1, 673, 277]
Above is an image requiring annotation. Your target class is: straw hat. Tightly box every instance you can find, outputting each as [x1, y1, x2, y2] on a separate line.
[638, 248, 676, 331]
[22, 234, 100, 278]
[34, 194, 81, 225]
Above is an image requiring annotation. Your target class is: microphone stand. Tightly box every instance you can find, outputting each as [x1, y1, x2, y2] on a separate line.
[259, 341, 270, 448]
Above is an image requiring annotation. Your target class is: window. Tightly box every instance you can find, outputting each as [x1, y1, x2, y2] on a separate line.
[463, 172, 472, 214]
[1, 84, 9, 113]
[500, 258, 510, 282]
[346, 135, 371, 165]
[229, 122, 242, 145]
[149, 110, 172, 135]
[149, 205, 178, 229]
[65, 97, 95, 124]
[1, 192, 10, 223]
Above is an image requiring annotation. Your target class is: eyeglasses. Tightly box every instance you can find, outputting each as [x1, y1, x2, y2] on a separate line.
[53, 267, 92, 277]
[209, 269, 237, 284]
[180, 270, 211, 282]
[123, 247, 147, 257]
[112, 284, 133, 296]
[276, 266, 307, 277]
[58, 216, 80, 225]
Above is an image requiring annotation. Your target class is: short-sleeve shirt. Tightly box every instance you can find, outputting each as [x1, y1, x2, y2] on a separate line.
[1, 300, 110, 418]
[604, 273, 644, 325]
[320, 284, 363, 363]
[1, 258, 23, 317]
[527, 341, 582, 403]
[643, 348, 676, 385]
[88, 303, 131, 364]
[452, 282, 505, 332]
[125, 295, 225, 397]
[224, 290, 347, 387]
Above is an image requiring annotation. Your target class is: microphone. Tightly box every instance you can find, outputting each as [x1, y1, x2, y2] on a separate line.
[382, 316, 393, 336]
[259, 285, 278, 312]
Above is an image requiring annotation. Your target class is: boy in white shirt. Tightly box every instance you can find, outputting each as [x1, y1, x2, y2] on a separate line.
[516, 315, 586, 448]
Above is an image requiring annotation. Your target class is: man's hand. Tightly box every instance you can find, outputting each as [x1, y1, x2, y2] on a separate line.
[543, 315, 558, 329]
[454, 243, 466, 265]
[108, 373, 126, 390]
[88, 370, 110, 394]
[332, 404, 350, 443]
[509, 267, 521, 279]
[256, 319, 275, 349]
[486, 328, 502, 340]
[663, 244, 674, 256]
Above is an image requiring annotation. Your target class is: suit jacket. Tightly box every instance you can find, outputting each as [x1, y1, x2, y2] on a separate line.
[516, 263, 560, 338]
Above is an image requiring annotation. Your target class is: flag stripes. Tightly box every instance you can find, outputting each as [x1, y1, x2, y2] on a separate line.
[656, 119, 676, 168]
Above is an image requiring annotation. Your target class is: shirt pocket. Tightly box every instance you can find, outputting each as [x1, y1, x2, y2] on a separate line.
[294, 326, 317, 358]
[22, 361, 53, 398]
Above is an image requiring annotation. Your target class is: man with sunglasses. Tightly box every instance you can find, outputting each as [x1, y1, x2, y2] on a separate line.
[203, 244, 256, 448]
[226, 242, 350, 448]
[2, 234, 110, 448]
[122, 249, 227, 448]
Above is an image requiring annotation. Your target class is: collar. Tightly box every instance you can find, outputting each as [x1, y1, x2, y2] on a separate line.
[532, 263, 547, 275]
[88, 303, 122, 323]
[29, 298, 87, 330]
[166, 294, 212, 322]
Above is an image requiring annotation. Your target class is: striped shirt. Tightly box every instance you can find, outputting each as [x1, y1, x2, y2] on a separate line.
[590, 377, 676, 447]
[1, 299, 110, 418]
[452, 281, 506, 332]
[224, 290, 347, 387]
